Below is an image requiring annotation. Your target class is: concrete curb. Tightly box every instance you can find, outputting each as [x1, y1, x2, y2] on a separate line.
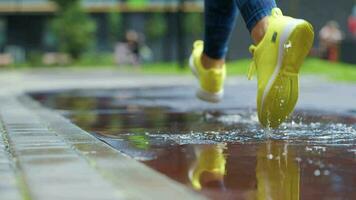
[0, 94, 205, 200]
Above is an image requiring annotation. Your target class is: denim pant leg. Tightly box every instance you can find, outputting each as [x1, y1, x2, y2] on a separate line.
[204, 0, 238, 59]
[236, 0, 277, 32]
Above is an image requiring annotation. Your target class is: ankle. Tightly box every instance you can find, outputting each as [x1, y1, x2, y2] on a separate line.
[251, 16, 269, 44]
[201, 54, 225, 70]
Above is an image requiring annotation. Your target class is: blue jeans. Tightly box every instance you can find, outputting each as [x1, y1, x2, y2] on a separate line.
[204, 0, 276, 59]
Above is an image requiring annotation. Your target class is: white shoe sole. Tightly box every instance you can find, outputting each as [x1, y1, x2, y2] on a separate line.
[189, 55, 224, 103]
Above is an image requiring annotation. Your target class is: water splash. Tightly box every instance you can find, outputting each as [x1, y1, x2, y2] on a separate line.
[100, 111, 356, 146]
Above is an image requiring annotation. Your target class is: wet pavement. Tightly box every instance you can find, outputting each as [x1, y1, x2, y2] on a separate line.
[30, 86, 356, 200]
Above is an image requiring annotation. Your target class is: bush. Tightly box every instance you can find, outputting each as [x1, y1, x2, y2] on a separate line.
[27, 51, 43, 67]
[50, 0, 96, 60]
[184, 13, 203, 38]
[108, 11, 123, 44]
[50, 0, 79, 11]
[145, 13, 167, 40]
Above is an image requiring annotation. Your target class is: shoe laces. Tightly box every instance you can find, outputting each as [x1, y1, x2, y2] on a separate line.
[247, 8, 283, 80]
[248, 43, 299, 79]
[247, 45, 257, 80]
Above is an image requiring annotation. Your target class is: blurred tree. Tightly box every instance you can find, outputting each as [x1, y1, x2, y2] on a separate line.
[145, 13, 167, 40]
[184, 13, 203, 38]
[43, 20, 57, 51]
[0, 19, 7, 51]
[108, 10, 123, 44]
[50, 0, 96, 59]
[50, 0, 79, 11]
[127, 0, 148, 8]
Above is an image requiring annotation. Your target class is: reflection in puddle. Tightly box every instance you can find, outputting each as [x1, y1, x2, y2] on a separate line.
[256, 142, 299, 200]
[189, 144, 227, 191]
[30, 88, 356, 199]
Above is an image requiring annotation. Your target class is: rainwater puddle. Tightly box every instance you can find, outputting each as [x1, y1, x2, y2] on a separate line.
[30, 87, 356, 200]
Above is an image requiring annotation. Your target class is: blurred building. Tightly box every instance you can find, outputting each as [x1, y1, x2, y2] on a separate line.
[0, 0, 354, 63]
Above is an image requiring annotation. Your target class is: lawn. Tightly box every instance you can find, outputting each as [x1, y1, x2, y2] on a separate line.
[140, 58, 356, 82]
[8, 56, 356, 82]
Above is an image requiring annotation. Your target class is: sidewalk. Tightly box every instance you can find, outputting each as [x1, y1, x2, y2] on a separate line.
[0, 69, 206, 200]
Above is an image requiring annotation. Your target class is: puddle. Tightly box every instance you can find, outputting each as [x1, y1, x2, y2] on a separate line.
[30, 87, 356, 199]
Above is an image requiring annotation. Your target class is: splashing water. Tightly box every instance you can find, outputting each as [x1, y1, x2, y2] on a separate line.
[99, 111, 356, 146]
[29, 88, 356, 199]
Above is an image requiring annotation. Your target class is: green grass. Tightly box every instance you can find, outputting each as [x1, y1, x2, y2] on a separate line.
[139, 58, 356, 82]
[6, 52, 116, 69]
[300, 58, 356, 82]
[6, 55, 356, 82]
[72, 53, 116, 67]
[138, 62, 190, 74]
[135, 60, 250, 75]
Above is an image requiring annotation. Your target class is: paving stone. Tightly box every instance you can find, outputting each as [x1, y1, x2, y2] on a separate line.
[0, 96, 205, 200]
[0, 158, 10, 164]
[0, 129, 23, 200]
[17, 147, 72, 156]
[8, 131, 55, 137]
[0, 165, 12, 172]
[0, 189, 23, 200]
[13, 144, 69, 152]
[13, 144, 69, 151]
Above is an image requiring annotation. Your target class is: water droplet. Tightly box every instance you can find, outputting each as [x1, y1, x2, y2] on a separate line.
[323, 170, 330, 176]
[284, 41, 292, 50]
[305, 147, 313, 151]
[313, 146, 326, 152]
[291, 121, 296, 126]
[267, 154, 273, 159]
[348, 149, 356, 154]
[314, 169, 321, 176]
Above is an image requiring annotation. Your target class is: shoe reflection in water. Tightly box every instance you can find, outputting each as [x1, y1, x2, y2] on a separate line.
[256, 141, 300, 200]
[189, 144, 227, 190]
[188, 141, 299, 200]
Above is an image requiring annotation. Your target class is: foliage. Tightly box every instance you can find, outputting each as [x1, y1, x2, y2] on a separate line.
[145, 13, 167, 40]
[138, 58, 356, 83]
[72, 52, 115, 67]
[127, 0, 148, 8]
[50, 0, 96, 59]
[0, 19, 7, 47]
[184, 13, 203, 37]
[27, 51, 43, 67]
[300, 58, 356, 82]
[108, 11, 123, 44]
[50, 0, 80, 10]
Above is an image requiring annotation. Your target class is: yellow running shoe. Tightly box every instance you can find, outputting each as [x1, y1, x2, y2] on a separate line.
[248, 8, 314, 128]
[189, 40, 226, 103]
[188, 144, 226, 190]
[256, 141, 300, 200]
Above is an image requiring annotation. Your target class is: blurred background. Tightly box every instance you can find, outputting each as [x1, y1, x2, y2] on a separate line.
[0, 0, 354, 72]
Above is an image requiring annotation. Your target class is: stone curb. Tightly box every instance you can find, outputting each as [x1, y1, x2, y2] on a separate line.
[0, 95, 206, 200]
[32, 94, 206, 200]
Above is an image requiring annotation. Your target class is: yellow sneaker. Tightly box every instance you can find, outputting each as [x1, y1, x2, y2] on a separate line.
[248, 8, 314, 128]
[188, 144, 226, 190]
[189, 40, 226, 103]
[256, 141, 300, 200]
